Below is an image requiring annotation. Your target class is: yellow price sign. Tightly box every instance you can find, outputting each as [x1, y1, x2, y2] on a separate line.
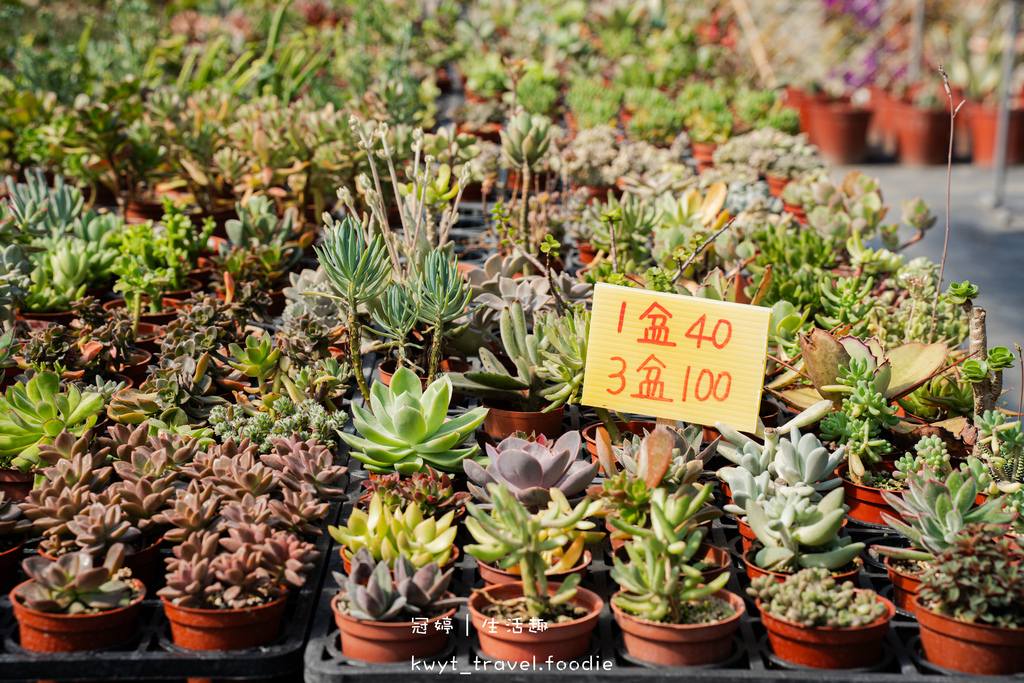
[581, 283, 772, 433]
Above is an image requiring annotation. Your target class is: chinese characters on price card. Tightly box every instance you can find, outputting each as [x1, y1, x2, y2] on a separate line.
[581, 283, 772, 433]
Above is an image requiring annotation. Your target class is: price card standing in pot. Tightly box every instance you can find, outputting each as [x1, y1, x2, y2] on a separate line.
[581, 283, 772, 433]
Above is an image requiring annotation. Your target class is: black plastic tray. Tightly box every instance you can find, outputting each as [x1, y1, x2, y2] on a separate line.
[303, 472, 1018, 683]
[0, 496, 343, 682]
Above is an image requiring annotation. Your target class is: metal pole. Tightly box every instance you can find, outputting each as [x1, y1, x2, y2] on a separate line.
[908, 0, 925, 83]
[992, 0, 1020, 209]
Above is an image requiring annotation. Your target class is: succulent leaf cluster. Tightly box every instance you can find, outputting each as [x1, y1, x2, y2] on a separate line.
[17, 544, 136, 614]
[918, 523, 1024, 628]
[360, 467, 470, 518]
[748, 567, 888, 628]
[209, 399, 346, 454]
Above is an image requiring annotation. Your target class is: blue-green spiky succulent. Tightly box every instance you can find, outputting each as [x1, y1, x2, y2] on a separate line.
[342, 366, 487, 475]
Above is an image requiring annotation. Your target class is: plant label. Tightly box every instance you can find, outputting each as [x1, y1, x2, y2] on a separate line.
[582, 283, 771, 432]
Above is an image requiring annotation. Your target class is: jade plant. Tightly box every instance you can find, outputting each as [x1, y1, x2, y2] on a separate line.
[342, 366, 487, 475]
[17, 544, 137, 614]
[328, 492, 457, 569]
[0, 371, 105, 472]
[916, 523, 1024, 628]
[463, 431, 598, 508]
[465, 484, 602, 618]
[744, 487, 863, 574]
[333, 548, 463, 621]
[875, 466, 1013, 564]
[748, 567, 889, 628]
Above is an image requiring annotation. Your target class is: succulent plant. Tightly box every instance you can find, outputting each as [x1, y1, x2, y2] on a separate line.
[0, 371, 105, 471]
[876, 466, 1014, 563]
[748, 567, 889, 628]
[745, 487, 863, 573]
[112, 476, 175, 539]
[609, 424, 716, 487]
[917, 523, 1024, 628]
[448, 301, 562, 412]
[534, 306, 590, 411]
[360, 467, 470, 518]
[337, 550, 407, 621]
[501, 111, 551, 174]
[267, 487, 329, 538]
[342, 367, 487, 475]
[66, 501, 143, 557]
[261, 435, 348, 502]
[894, 435, 952, 481]
[159, 525, 319, 609]
[209, 444, 278, 502]
[465, 254, 554, 332]
[767, 426, 847, 494]
[208, 399, 347, 455]
[157, 480, 224, 544]
[465, 484, 602, 617]
[612, 534, 732, 625]
[464, 431, 597, 508]
[17, 544, 137, 614]
[328, 492, 457, 568]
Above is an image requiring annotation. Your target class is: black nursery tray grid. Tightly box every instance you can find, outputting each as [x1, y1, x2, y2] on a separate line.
[0, 498, 343, 682]
[303, 478, 1019, 683]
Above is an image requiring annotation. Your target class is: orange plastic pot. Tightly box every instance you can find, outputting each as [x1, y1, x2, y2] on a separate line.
[378, 358, 471, 389]
[837, 463, 898, 525]
[917, 600, 1024, 674]
[737, 517, 756, 554]
[161, 594, 287, 650]
[482, 401, 564, 440]
[17, 308, 76, 326]
[468, 581, 602, 662]
[758, 592, 894, 669]
[691, 142, 717, 172]
[743, 546, 861, 584]
[612, 589, 744, 666]
[103, 298, 184, 327]
[884, 555, 923, 614]
[12, 578, 145, 652]
[765, 174, 790, 198]
[478, 551, 591, 587]
[332, 596, 456, 662]
[576, 240, 597, 264]
[0, 541, 25, 588]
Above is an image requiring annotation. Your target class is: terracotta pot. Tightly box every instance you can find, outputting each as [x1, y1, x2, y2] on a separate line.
[161, 594, 287, 650]
[103, 298, 183, 327]
[765, 174, 790, 198]
[115, 349, 153, 384]
[188, 256, 216, 285]
[612, 589, 744, 666]
[783, 202, 807, 224]
[163, 278, 204, 301]
[378, 358, 472, 389]
[785, 86, 815, 142]
[868, 86, 896, 152]
[12, 578, 145, 652]
[340, 546, 459, 575]
[478, 551, 591, 587]
[572, 184, 615, 205]
[193, 206, 238, 240]
[892, 101, 951, 166]
[124, 539, 163, 590]
[967, 104, 1024, 166]
[882, 555, 923, 614]
[691, 141, 717, 172]
[482, 400, 564, 440]
[759, 592, 894, 668]
[124, 199, 165, 224]
[17, 308, 76, 326]
[917, 600, 1024, 674]
[581, 420, 657, 471]
[0, 541, 25, 588]
[606, 517, 627, 552]
[743, 546, 861, 584]
[809, 100, 872, 165]
[332, 595, 456, 662]
[134, 322, 164, 356]
[576, 240, 597, 264]
[737, 517, 756, 554]
[468, 581, 602, 662]
[837, 463, 898, 525]
[0, 469, 33, 500]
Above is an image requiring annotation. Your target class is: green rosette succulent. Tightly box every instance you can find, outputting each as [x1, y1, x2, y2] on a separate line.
[342, 366, 487, 475]
[0, 371, 105, 471]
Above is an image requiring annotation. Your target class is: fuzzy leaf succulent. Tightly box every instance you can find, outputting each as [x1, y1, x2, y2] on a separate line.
[342, 366, 487, 475]
[464, 431, 598, 508]
[328, 492, 457, 568]
[17, 544, 136, 614]
[748, 567, 889, 628]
